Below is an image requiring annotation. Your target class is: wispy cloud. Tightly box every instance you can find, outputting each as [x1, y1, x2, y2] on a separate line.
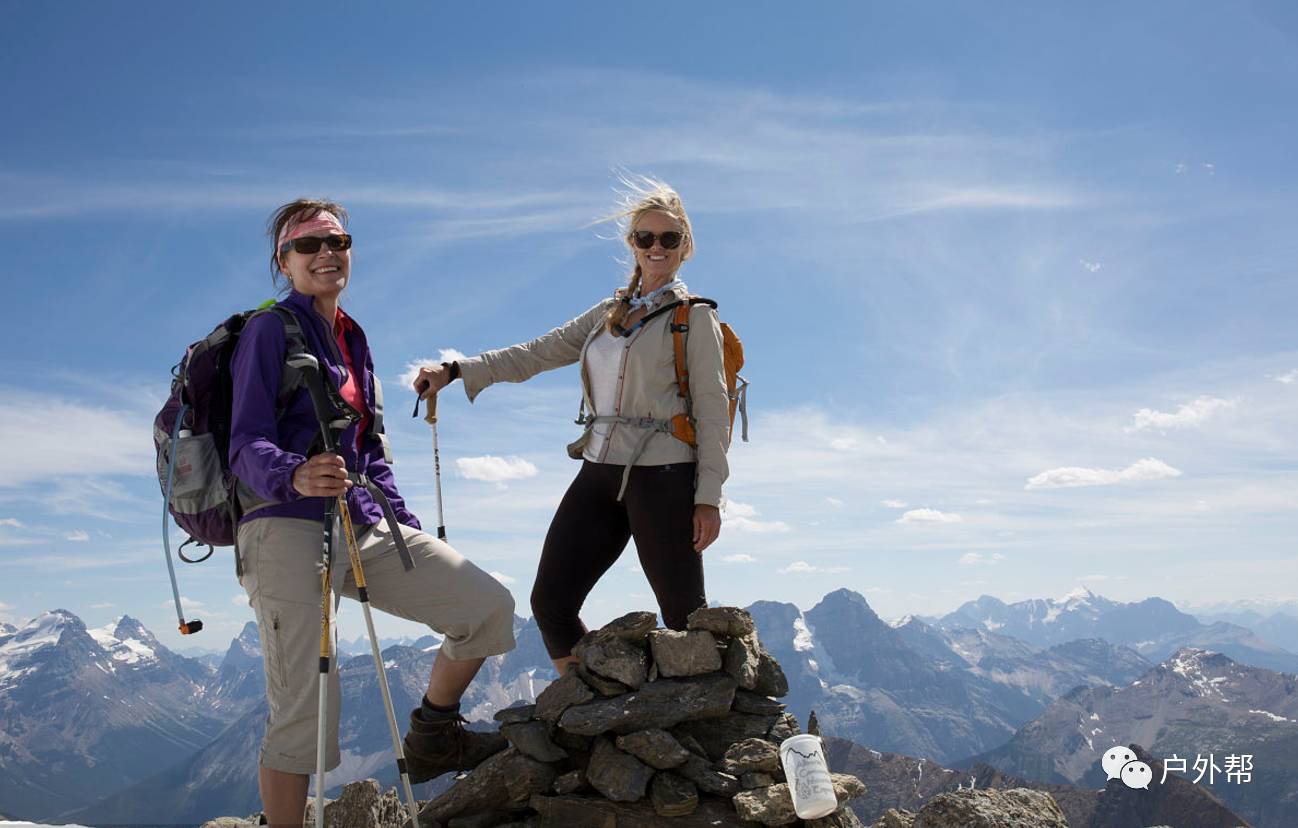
[826, 497, 844, 509]
[0, 518, 23, 528]
[231, 594, 250, 606]
[721, 554, 757, 564]
[64, 530, 90, 542]
[1080, 259, 1102, 272]
[958, 552, 1005, 565]
[1128, 396, 1237, 432]
[723, 500, 791, 533]
[0, 389, 152, 487]
[456, 455, 540, 484]
[89, 602, 115, 609]
[1274, 370, 1298, 385]
[898, 508, 964, 524]
[159, 597, 205, 612]
[881, 499, 908, 509]
[779, 560, 851, 575]
[1026, 457, 1183, 490]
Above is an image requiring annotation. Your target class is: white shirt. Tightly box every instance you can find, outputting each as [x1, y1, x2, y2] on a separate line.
[582, 329, 626, 461]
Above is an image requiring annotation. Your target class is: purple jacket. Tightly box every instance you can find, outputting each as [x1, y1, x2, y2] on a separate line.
[229, 290, 420, 530]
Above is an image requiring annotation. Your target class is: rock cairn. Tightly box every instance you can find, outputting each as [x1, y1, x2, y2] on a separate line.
[419, 606, 867, 827]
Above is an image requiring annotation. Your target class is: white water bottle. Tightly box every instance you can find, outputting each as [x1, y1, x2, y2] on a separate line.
[779, 733, 838, 819]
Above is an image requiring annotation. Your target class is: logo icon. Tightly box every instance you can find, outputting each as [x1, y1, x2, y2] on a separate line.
[1101, 745, 1151, 790]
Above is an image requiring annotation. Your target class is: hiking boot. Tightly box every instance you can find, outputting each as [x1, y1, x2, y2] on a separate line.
[403, 708, 508, 783]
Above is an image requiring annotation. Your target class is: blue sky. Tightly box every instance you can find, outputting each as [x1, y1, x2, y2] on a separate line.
[1, 3, 1296, 650]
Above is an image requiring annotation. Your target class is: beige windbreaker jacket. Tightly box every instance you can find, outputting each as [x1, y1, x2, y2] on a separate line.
[456, 285, 731, 507]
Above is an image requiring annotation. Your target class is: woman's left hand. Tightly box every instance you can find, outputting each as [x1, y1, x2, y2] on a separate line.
[693, 504, 721, 553]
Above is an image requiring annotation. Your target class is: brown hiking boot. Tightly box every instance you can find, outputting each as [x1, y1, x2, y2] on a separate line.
[403, 708, 509, 783]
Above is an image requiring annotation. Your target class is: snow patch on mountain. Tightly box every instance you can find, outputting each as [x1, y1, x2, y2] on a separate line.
[1248, 709, 1292, 723]
[0, 610, 74, 674]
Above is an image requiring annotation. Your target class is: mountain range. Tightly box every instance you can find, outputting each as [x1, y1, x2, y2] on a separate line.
[2, 587, 1295, 825]
[964, 646, 1298, 828]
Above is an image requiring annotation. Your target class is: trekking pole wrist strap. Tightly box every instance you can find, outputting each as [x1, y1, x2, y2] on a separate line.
[349, 472, 417, 572]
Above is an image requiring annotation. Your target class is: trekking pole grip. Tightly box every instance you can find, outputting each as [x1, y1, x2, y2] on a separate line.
[424, 393, 438, 425]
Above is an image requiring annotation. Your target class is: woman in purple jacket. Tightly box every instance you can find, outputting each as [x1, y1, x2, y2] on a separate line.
[229, 199, 515, 826]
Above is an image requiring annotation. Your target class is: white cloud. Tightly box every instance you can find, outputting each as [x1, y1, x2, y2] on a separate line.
[231, 594, 250, 606]
[779, 560, 850, 575]
[881, 499, 908, 509]
[1026, 457, 1183, 490]
[160, 597, 205, 612]
[1275, 370, 1298, 385]
[1128, 396, 1237, 432]
[0, 390, 152, 486]
[721, 554, 757, 564]
[1080, 259, 1102, 272]
[489, 571, 517, 585]
[1203, 163, 1215, 175]
[724, 500, 791, 533]
[0, 518, 23, 528]
[1175, 162, 1188, 174]
[958, 552, 1005, 566]
[456, 455, 539, 483]
[825, 497, 844, 509]
[897, 508, 964, 524]
[399, 350, 469, 390]
[90, 602, 115, 609]
[64, 530, 90, 542]
[723, 501, 757, 518]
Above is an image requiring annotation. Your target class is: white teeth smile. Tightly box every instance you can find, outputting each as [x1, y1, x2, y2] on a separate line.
[648, 256, 666, 261]
[314, 266, 340, 274]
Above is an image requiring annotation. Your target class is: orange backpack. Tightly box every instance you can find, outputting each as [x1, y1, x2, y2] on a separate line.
[665, 297, 748, 447]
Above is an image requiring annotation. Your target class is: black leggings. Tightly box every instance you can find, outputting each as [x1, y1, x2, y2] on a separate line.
[531, 460, 706, 659]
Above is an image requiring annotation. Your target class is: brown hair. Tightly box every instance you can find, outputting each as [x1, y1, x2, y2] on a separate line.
[601, 176, 694, 334]
[266, 198, 349, 291]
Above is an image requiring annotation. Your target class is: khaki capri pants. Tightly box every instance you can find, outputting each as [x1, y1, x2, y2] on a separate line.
[238, 517, 516, 775]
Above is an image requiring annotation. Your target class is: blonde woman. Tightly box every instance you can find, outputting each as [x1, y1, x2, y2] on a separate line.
[414, 178, 729, 675]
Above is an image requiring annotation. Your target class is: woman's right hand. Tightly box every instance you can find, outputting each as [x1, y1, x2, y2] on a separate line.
[413, 362, 453, 399]
[292, 453, 353, 498]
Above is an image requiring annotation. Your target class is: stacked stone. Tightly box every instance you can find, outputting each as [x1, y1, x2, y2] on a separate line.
[418, 607, 867, 828]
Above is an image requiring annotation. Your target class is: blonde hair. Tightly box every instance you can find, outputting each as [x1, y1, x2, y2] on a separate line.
[601, 174, 694, 333]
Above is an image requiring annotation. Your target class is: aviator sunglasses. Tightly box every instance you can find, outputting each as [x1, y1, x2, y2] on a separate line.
[279, 233, 353, 255]
[631, 229, 685, 250]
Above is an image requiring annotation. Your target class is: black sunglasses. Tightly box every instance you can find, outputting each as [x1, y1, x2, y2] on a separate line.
[279, 233, 353, 255]
[631, 230, 684, 250]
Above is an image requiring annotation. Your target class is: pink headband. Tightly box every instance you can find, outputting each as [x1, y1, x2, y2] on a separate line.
[277, 211, 346, 251]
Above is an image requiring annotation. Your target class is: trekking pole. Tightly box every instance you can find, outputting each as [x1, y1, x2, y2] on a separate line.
[290, 353, 421, 828]
[424, 395, 447, 540]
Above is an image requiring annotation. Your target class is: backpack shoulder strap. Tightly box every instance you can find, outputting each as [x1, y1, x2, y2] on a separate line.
[248, 305, 311, 411]
[670, 296, 719, 400]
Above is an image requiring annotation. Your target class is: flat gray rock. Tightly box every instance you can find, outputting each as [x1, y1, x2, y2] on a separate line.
[533, 671, 595, 723]
[598, 611, 658, 645]
[420, 747, 556, 823]
[651, 772, 699, 817]
[585, 736, 655, 802]
[500, 720, 568, 763]
[558, 672, 736, 735]
[579, 632, 650, 689]
[688, 606, 756, 638]
[733, 689, 786, 716]
[675, 753, 742, 796]
[492, 703, 535, 724]
[615, 728, 691, 769]
[649, 629, 722, 677]
[720, 737, 781, 775]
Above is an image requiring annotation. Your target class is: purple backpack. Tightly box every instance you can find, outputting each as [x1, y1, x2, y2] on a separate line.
[153, 305, 307, 579]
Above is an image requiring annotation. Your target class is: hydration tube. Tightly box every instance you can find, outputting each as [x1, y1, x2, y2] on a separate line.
[162, 404, 202, 635]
